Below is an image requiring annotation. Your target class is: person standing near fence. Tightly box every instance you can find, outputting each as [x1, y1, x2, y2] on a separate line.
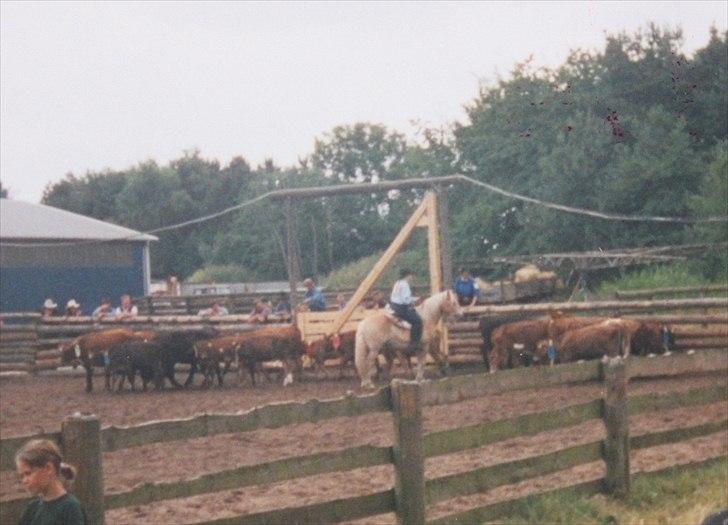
[15, 439, 86, 525]
[453, 268, 479, 306]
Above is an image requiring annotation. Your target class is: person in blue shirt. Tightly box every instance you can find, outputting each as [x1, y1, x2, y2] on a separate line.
[454, 268, 479, 307]
[390, 268, 422, 345]
[301, 278, 327, 312]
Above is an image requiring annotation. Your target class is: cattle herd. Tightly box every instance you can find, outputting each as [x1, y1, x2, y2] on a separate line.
[59, 325, 361, 393]
[58, 311, 675, 394]
[480, 312, 674, 372]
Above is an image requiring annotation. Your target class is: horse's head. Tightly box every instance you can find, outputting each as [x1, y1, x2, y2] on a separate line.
[442, 290, 464, 319]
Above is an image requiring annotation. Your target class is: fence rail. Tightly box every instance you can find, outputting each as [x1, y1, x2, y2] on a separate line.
[614, 285, 728, 300]
[1, 350, 725, 525]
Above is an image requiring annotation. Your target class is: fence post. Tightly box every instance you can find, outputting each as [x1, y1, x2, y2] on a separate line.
[61, 413, 105, 525]
[391, 379, 426, 525]
[602, 357, 630, 497]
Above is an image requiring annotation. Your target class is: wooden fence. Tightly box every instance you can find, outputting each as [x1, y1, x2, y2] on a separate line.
[614, 284, 728, 300]
[1, 295, 726, 373]
[0, 349, 725, 524]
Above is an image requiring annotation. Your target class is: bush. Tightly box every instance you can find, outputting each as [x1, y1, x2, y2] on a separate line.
[186, 264, 258, 284]
[596, 262, 716, 298]
[323, 249, 429, 290]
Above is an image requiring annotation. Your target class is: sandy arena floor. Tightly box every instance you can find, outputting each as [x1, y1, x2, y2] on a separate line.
[1, 365, 725, 524]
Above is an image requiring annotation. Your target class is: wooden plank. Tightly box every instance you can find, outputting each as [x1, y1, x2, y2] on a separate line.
[105, 444, 392, 510]
[423, 399, 602, 458]
[448, 338, 482, 349]
[62, 414, 105, 524]
[425, 440, 603, 505]
[391, 380, 426, 525]
[628, 384, 727, 415]
[0, 362, 29, 372]
[615, 285, 728, 299]
[631, 419, 728, 450]
[100, 388, 391, 452]
[674, 341, 728, 350]
[427, 478, 603, 525]
[602, 358, 630, 497]
[328, 195, 431, 336]
[420, 360, 601, 407]
[426, 456, 727, 525]
[466, 297, 727, 315]
[631, 315, 728, 325]
[193, 488, 396, 525]
[628, 349, 727, 379]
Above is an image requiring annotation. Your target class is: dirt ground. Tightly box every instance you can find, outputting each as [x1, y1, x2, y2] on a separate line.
[1, 365, 726, 524]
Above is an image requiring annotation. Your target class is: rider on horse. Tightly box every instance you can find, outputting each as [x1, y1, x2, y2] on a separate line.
[389, 268, 423, 349]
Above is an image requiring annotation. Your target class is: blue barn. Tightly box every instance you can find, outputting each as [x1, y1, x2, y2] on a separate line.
[0, 199, 157, 315]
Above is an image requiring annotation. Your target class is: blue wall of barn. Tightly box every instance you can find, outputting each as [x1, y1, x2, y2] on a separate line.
[0, 244, 146, 314]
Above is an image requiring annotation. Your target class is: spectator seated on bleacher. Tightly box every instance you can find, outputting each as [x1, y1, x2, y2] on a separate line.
[65, 299, 82, 317]
[115, 294, 138, 320]
[93, 297, 113, 320]
[41, 298, 59, 318]
[249, 299, 272, 323]
[273, 293, 291, 316]
[198, 300, 229, 317]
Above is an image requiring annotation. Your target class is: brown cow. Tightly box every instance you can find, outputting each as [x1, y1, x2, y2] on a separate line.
[489, 317, 550, 372]
[630, 320, 674, 356]
[548, 320, 632, 363]
[305, 330, 357, 379]
[546, 314, 607, 341]
[236, 325, 305, 386]
[60, 328, 149, 392]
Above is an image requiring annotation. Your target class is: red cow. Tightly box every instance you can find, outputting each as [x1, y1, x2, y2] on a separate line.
[236, 325, 305, 386]
[550, 320, 631, 363]
[489, 318, 550, 372]
[305, 330, 357, 379]
[60, 328, 149, 392]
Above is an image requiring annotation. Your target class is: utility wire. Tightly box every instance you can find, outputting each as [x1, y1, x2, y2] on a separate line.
[2, 175, 727, 248]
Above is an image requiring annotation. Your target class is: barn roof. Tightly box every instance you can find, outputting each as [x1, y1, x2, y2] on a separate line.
[0, 199, 157, 242]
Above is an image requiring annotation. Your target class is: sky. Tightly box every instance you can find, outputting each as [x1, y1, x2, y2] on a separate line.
[1, 1, 726, 203]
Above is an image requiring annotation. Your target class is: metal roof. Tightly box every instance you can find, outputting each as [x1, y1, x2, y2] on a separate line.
[0, 199, 157, 242]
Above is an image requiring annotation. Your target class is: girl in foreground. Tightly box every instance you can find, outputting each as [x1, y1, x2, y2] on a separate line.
[15, 439, 86, 525]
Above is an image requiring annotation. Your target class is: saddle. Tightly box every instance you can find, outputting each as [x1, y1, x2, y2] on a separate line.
[382, 306, 411, 331]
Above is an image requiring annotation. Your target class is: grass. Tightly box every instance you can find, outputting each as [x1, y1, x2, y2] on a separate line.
[596, 262, 722, 299]
[492, 457, 728, 525]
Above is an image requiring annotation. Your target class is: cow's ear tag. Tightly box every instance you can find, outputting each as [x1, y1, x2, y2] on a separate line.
[547, 344, 557, 362]
[74, 345, 81, 358]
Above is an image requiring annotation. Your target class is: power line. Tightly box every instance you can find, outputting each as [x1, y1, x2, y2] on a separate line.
[2, 174, 726, 248]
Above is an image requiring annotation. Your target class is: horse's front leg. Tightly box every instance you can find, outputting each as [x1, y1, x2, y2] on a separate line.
[414, 347, 426, 382]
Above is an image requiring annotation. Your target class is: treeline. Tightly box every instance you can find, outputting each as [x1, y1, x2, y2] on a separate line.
[40, 25, 727, 281]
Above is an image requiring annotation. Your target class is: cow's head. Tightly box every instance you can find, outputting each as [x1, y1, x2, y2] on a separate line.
[60, 341, 82, 368]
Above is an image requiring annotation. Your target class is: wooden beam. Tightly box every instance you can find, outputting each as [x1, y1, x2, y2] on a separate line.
[268, 175, 463, 200]
[285, 197, 300, 317]
[328, 195, 432, 336]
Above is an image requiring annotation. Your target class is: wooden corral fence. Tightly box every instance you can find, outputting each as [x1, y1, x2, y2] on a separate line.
[0, 350, 725, 524]
[614, 284, 728, 300]
[1, 296, 726, 373]
[446, 296, 728, 360]
[0, 314, 290, 375]
[132, 287, 430, 316]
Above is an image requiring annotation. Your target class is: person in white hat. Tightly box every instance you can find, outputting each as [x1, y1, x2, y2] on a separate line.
[41, 299, 59, 318]
[65, 299, 82, 317]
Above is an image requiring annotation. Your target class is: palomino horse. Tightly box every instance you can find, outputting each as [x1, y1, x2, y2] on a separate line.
[354, 290, 463, 389]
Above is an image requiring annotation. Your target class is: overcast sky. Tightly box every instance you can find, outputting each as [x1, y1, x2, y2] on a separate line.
[1, 1, 725, 203]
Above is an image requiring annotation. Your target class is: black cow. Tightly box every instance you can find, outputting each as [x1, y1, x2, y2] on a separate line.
[154, 328, 219, 388]
[108, 341, 164, 392]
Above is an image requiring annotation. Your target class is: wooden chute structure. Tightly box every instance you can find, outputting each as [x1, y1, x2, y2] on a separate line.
[295, 191, 451, 355]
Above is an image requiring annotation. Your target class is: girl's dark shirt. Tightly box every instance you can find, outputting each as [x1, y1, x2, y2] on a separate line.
[18, 493, 86, 525]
